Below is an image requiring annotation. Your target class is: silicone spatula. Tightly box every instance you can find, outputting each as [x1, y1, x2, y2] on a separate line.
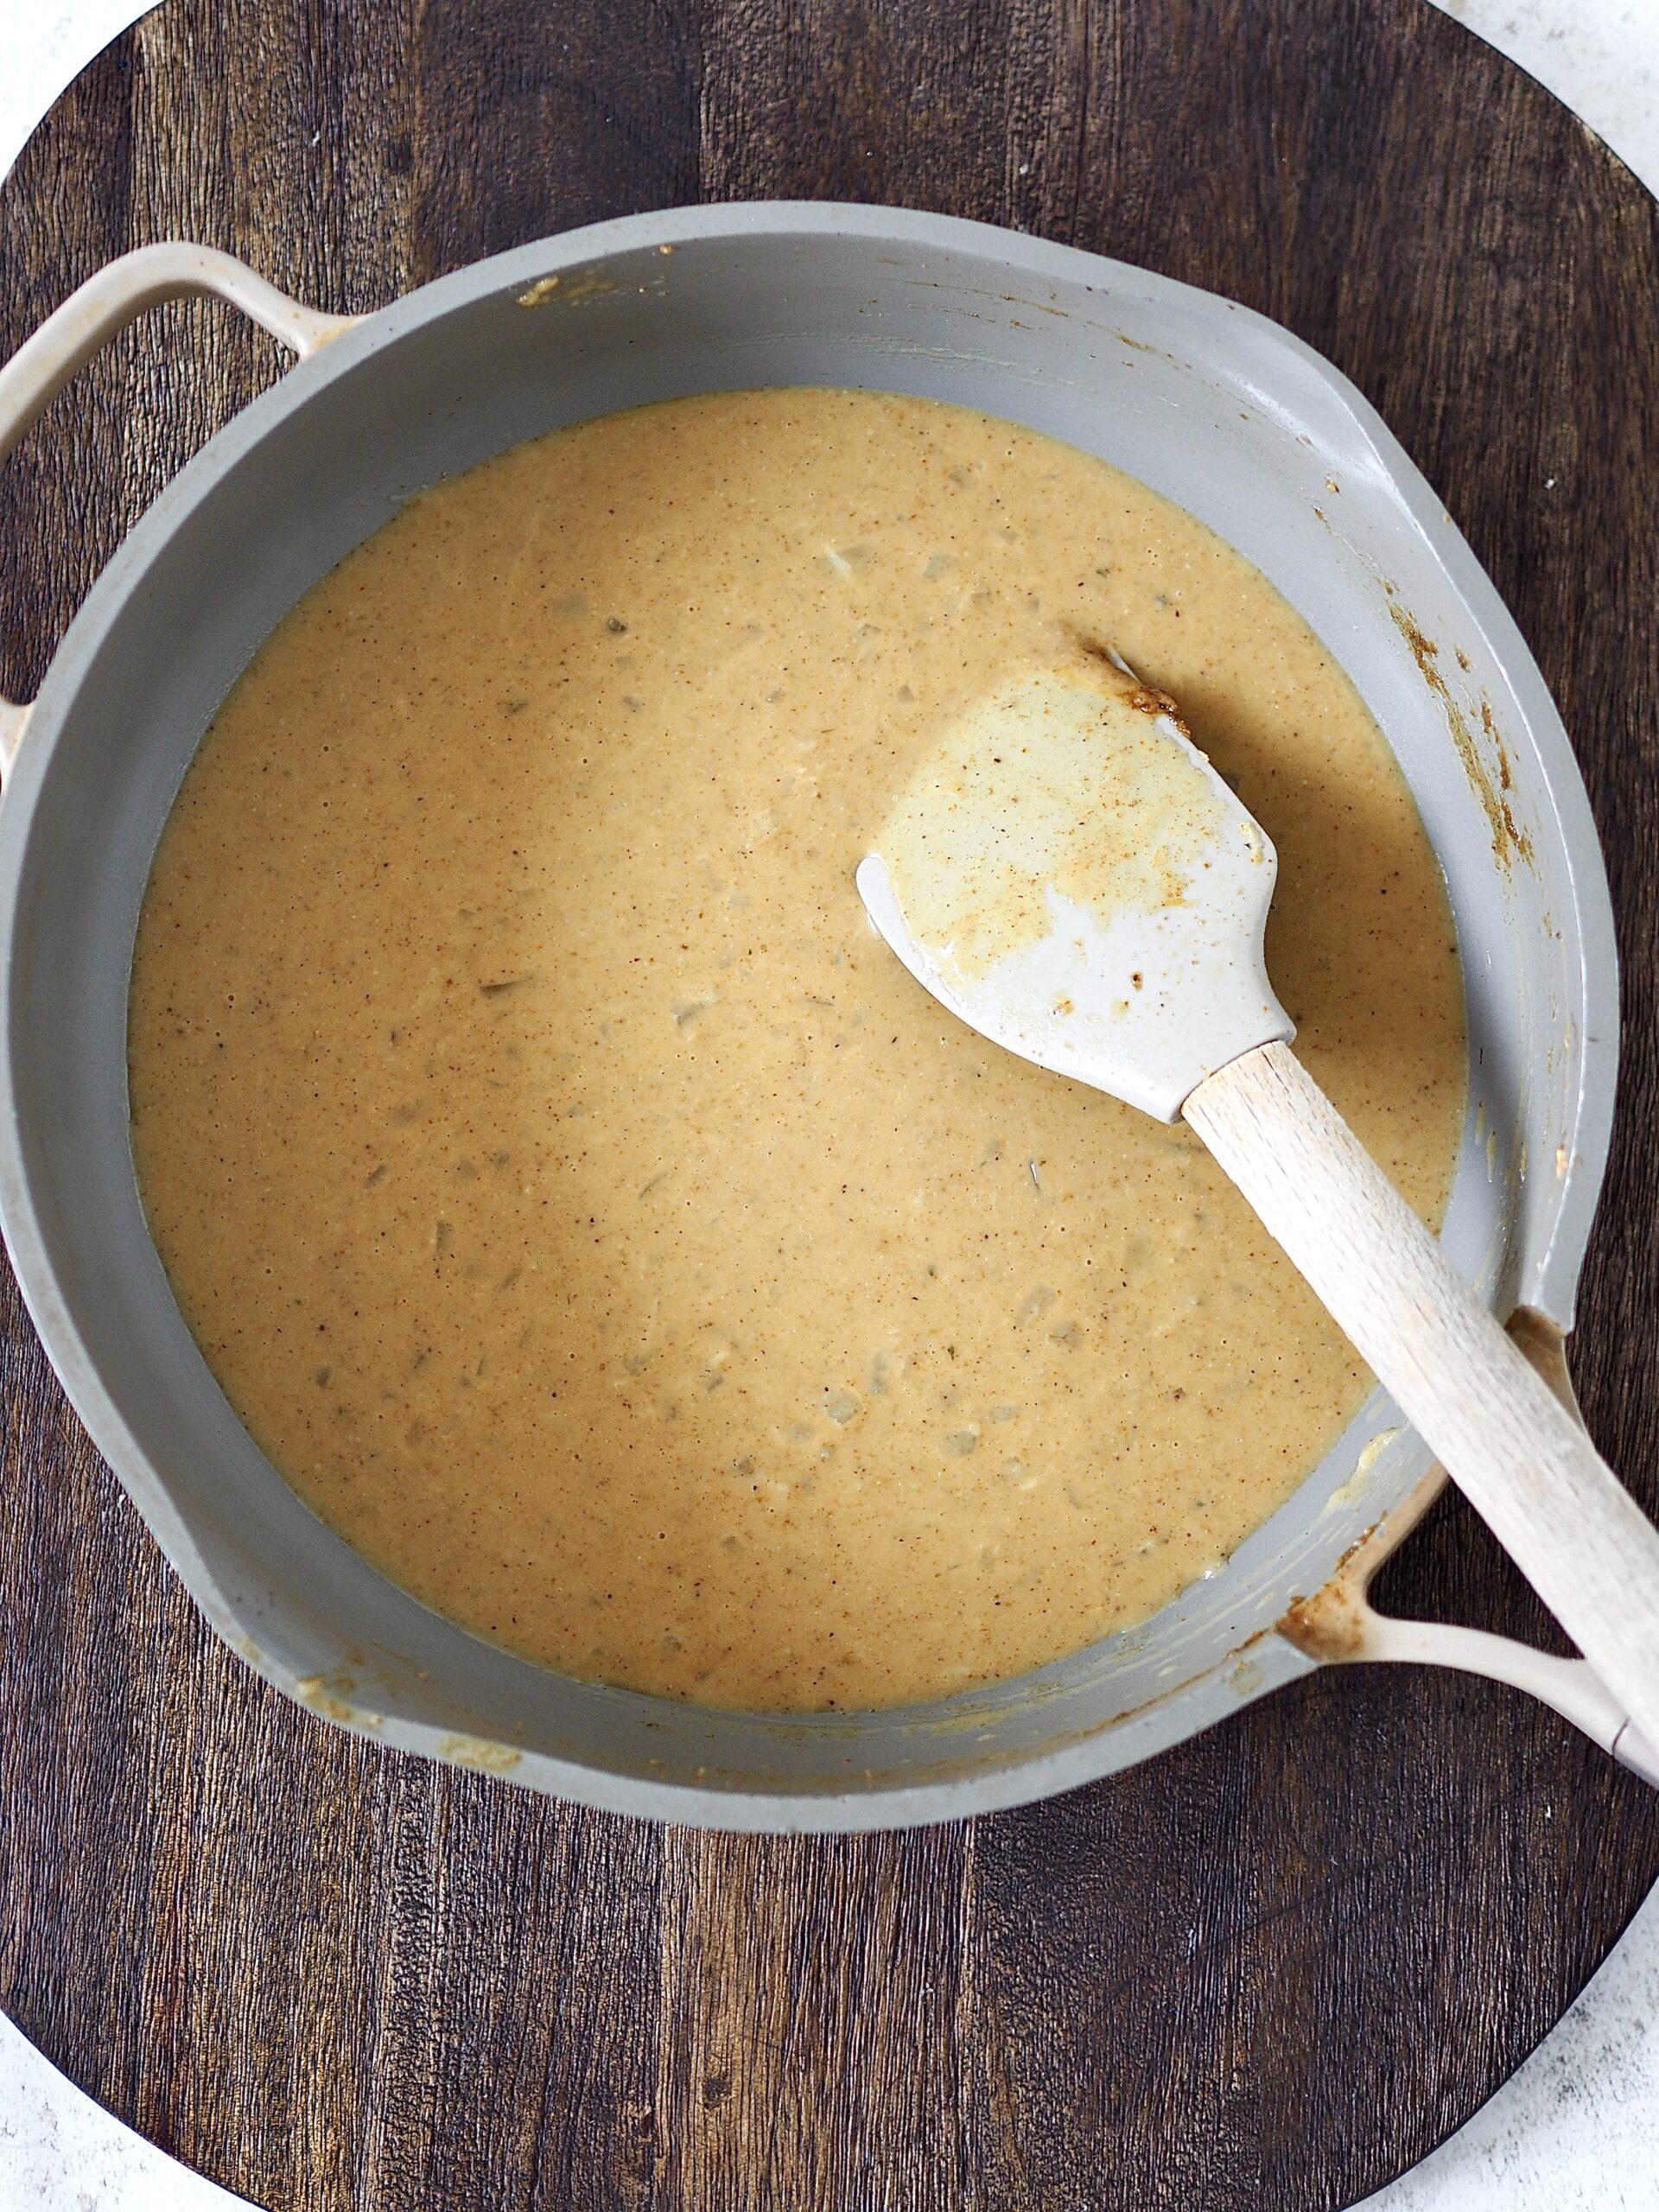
[856, 652, 1659, 1760]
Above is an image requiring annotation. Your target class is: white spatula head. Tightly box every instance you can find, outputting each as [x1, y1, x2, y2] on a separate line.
[856, 653, 1293, 1121]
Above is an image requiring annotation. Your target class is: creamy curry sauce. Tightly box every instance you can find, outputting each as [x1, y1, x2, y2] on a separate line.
[128, 388, 1466, 1711]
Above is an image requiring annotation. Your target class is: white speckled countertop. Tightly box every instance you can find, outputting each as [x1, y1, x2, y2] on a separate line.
[1, 2, 1657, 2205]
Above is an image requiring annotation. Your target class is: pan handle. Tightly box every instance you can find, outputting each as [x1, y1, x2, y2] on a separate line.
[1281, 1308, 1659, 1785]
[1337, 1610, 1659, 1785]
[0, 242, 358, 772]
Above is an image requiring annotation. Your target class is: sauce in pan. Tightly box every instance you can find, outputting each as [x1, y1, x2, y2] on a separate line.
[129, 388, 1465, 1710]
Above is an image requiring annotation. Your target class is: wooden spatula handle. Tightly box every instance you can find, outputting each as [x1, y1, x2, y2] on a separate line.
[1185, 1039, 1659, 1754]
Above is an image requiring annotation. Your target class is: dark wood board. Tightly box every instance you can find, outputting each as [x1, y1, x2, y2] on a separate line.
[1, 2, 1657, 2205]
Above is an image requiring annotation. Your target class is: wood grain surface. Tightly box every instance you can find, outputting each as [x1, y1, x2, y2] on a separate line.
[2, 3, 1658, 2207]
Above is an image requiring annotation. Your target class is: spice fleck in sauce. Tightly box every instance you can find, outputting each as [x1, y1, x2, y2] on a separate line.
[128, 389, 1465, 1711]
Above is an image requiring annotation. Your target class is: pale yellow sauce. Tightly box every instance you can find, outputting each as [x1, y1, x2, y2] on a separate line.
[128, 388, 1466, 1711]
